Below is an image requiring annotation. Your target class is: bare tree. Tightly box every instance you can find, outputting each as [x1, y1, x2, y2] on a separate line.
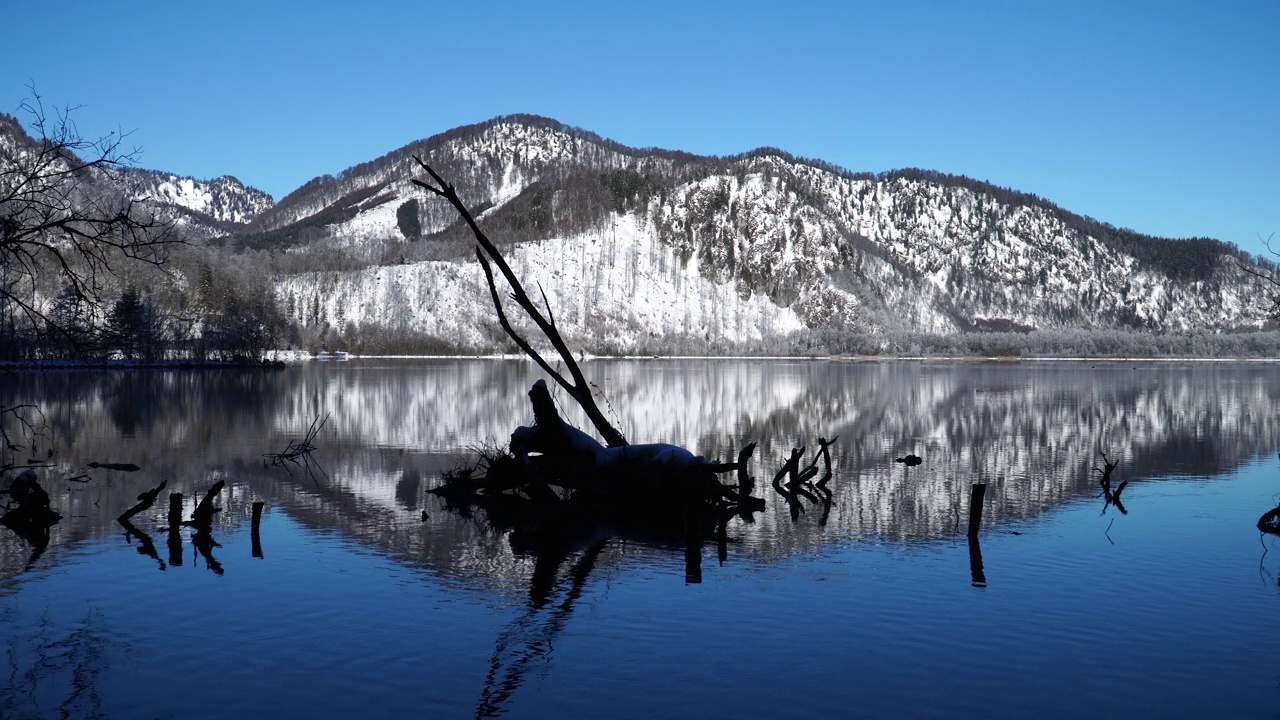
[1234, 233, 1280, 320]
[0, 84, 177, 353]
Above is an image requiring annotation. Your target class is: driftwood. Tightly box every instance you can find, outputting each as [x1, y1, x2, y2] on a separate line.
[188, 480, 225, 528]
[89, 462, 141, 472]
[264, 413, 329, 484]
[1094, 449, 1128, 515]
[1259, 506, 1280, 535]
[436, 381, 761, 519]
[168, 493, 184, 530]
[770, 439, 838, 522]
[118, 480, 167, 523]
[967, 483, 987, 538]
[772, 447, 807, 521]
[252, 501, 265, 559]
[412, 157, 625, 448]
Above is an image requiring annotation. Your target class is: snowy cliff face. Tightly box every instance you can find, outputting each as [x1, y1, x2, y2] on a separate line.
[277, 213, 807, 352]
[120, 169, 274, 236]
[262, 117, 1269, 352]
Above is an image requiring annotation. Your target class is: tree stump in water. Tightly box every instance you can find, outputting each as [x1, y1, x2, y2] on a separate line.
[1, 470, 61, 536]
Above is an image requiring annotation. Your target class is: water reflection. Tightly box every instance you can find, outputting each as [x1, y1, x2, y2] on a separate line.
[0, 608, 109, 719]
[119, 518, 165, 570]
[968, 536, 987, 588]
[478, 539, 610, 717]
[2, 359, 1279, 588]
[192, 526, 224, 575]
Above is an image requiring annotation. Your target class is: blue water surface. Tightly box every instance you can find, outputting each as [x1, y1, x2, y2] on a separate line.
[2, 359, 1279, 718]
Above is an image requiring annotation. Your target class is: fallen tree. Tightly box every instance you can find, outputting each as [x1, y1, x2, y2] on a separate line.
[412, 157, 765, 544]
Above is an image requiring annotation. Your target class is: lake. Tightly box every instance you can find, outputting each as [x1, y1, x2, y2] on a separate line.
[2, 358, 1280, 718]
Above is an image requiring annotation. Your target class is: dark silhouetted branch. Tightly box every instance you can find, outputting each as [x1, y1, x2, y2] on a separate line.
[411, 155, 626, 448]
[264, 413, 329, 484]
[117, 479, 166, 523]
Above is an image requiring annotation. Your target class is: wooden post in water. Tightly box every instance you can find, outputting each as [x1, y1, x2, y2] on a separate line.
[251, 501, 265, 559]
[967, 483, 987, 538]
[168, 493, 184, 530]
[167, 492, 184, 567]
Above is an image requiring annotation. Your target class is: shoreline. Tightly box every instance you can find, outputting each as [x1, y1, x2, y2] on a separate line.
[4, 354, 1279, 370]
[337, 353, 1280, 363]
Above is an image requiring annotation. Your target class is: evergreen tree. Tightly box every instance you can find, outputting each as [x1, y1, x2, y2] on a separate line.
[106, 285, 166, 360]
[49, 284, 96, 355]
[397, 199, 421, 240]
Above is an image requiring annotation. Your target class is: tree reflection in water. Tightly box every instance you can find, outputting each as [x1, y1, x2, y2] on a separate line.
[0, 608, 110, 720]
[119, 518, 165, 571]
[477, 539, 608, 717]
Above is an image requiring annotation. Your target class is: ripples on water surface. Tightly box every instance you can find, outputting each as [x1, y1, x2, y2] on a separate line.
[2, 359, 1280, 718]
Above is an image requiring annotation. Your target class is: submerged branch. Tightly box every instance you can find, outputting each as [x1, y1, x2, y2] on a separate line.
[264, 413, 329, 484]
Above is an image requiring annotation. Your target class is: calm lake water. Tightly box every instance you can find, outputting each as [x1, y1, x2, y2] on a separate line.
[3, 358, 1280, 718]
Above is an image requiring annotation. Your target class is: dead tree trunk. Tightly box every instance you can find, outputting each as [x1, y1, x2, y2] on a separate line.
[1094, 449, 1128, 515]
[412, 157, 626, 448]
[118, 480, 167, 523]
[188, 480, 225, 528]
[414, 158, 768, 527]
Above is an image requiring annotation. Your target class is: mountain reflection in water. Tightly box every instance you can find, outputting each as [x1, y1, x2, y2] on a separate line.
[3, 358, 1280, 718]
[3, 359, 1279, 586]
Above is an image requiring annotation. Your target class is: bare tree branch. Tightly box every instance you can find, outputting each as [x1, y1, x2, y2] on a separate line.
[1233, 233, 1280, 320]
[1, 83, 180, 356]
[412, 155, 627, 447]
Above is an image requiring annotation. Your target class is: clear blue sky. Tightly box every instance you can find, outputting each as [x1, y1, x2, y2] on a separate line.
[4, 0, 1277, 255]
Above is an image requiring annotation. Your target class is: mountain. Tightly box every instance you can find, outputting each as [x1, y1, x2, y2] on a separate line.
[6, 109, 1274, 355]
[0, 111, 274, 241]
[120, 168, 274, 237]
[240, 116, 1273, 353]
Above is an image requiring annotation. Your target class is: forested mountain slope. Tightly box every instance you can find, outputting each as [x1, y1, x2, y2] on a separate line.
[250, 117, 1271, 353]
[5, 110, 1271, 356]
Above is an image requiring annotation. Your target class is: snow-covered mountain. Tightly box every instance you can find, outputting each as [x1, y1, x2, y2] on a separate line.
[120, 168, 274, 236]
[0, 111, 274, 241]
[251, 116, 1273, 353]
[7, 107, 1272, 353]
